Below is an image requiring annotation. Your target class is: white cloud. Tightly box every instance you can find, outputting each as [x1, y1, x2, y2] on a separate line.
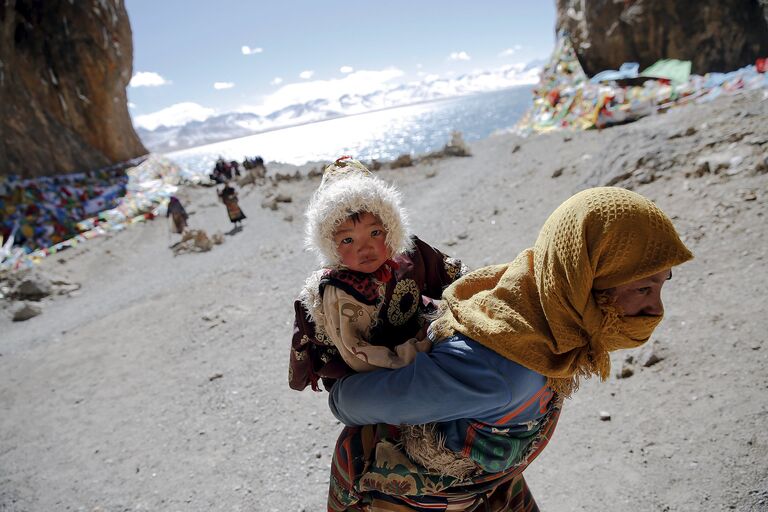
[127, 102, 136, 109]
[129, 71, 170, 87]
[214, 82, 235, 90]
[449, 51, 471, 61]
[133, 102, 215, 130]
[340, 66, 354, 74]
[499, 45, 523, 57]
[299, 70, 315, 80]
[271, 77, 283, 86]
[241, 45, 263, 55]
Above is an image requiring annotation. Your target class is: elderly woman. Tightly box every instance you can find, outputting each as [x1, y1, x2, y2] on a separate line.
[326, 187, 693, 511]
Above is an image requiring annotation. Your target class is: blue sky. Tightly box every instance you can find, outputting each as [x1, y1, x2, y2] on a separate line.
[125, 1, 556, 130]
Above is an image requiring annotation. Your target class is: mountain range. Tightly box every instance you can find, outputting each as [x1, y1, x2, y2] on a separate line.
[135, 61, 544, 153]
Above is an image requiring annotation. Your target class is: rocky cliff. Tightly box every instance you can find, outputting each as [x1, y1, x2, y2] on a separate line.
[556, 0, 768, 76]
[0, 0, 146, 178]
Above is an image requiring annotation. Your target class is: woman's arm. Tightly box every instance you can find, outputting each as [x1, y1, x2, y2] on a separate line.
[328, 339, 515, 426]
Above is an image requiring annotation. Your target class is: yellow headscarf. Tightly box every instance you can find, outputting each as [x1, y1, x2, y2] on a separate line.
[431, 187, 694, 396]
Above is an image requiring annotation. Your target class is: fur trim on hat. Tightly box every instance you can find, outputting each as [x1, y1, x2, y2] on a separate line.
[304, 160, 412, 268]
[298, 270, 325, 327]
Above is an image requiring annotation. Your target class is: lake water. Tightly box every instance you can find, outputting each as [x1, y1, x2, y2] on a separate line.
[166, 85, 533, 172]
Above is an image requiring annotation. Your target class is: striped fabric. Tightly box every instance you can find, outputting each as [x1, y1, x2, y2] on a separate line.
[328, 396, 562, 512]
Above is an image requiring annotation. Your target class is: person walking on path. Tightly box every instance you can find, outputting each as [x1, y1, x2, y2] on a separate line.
[218, 181, 246, 228]
[166, 196, 189, 235]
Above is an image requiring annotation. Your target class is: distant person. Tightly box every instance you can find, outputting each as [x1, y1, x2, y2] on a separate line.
[289, 156, 466, 393]
[213, 156, 232, 182]
[325, 187, 693, 511]
[217, 181, 246, 228]
[210, 158, 225, 184]
[166, 196, 188, 235]
[242, 156, 264, 171]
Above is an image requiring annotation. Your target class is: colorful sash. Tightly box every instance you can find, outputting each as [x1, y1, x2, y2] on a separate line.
[328, 395, 562, 512]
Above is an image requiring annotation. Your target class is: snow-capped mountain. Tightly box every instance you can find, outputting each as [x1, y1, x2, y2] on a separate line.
[135, 63, 542, 153]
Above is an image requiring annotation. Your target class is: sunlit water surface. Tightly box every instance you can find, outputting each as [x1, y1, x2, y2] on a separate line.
[166, 86, 532, 172]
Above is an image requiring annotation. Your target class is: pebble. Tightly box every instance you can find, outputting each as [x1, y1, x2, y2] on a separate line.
[638, 341, 664, 367]
[599, 411, 611, 421]
[616, 363, 634, 379]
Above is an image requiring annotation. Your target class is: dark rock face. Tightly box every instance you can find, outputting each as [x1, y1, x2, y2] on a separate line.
[556, 0, 768, 76]
[0, 0, 147, 177]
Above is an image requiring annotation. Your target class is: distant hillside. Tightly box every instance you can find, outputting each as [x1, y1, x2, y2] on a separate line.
[135, 63, 543, 153]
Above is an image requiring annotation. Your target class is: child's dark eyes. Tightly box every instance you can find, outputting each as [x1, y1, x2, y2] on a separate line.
[340, 237, 353, 245]
[371, 229, 382, 237]
[637, 287, 651, 295]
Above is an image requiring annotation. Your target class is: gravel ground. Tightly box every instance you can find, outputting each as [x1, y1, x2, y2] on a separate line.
[1, 89, 767, 512]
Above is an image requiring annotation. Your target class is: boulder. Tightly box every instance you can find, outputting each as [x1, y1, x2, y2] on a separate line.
[16, 277, 52, 300]
[442, 131, 471, 157]
[390, 154, 414, 169]
[556, 0, 768, 76]
[261, 196, 278, 211]
[0, 1, 147, 177]
[12, 302, 42, 322]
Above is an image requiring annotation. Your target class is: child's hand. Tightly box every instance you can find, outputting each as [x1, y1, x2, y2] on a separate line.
[414, 338, 432, 353]
[415, 323, 430, 341]
[421, 296, 441, 315]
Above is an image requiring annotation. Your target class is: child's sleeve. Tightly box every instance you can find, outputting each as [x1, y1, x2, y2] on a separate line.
[411, 236, 469, 299]
[322, 286, 430, 372]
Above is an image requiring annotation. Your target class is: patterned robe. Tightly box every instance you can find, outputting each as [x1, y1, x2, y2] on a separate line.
[289, 236, 465, 392]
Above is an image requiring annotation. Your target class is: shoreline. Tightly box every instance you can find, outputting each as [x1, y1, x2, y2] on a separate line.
[158, 83, 537, 160]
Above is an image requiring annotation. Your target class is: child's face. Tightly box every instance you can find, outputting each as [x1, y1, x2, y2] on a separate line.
[333, 212, 389, 273]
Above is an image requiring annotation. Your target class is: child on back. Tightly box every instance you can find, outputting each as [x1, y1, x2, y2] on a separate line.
[289, 157, 466, 392]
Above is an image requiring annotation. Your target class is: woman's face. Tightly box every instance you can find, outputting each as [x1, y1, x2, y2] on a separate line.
[602, 268, 672, 317]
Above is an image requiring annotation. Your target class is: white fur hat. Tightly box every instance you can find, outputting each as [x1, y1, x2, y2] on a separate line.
[304, 157, 412, 268]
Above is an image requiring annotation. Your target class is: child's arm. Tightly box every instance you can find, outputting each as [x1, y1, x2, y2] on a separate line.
[411, 236, 468, 299]
[323, 287, 430, 372]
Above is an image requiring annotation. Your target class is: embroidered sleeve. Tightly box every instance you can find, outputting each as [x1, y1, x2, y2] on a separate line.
[323, 287, 431, 371]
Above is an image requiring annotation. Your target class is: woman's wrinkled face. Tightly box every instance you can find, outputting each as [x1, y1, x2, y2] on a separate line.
[602, 268, 672, 317]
